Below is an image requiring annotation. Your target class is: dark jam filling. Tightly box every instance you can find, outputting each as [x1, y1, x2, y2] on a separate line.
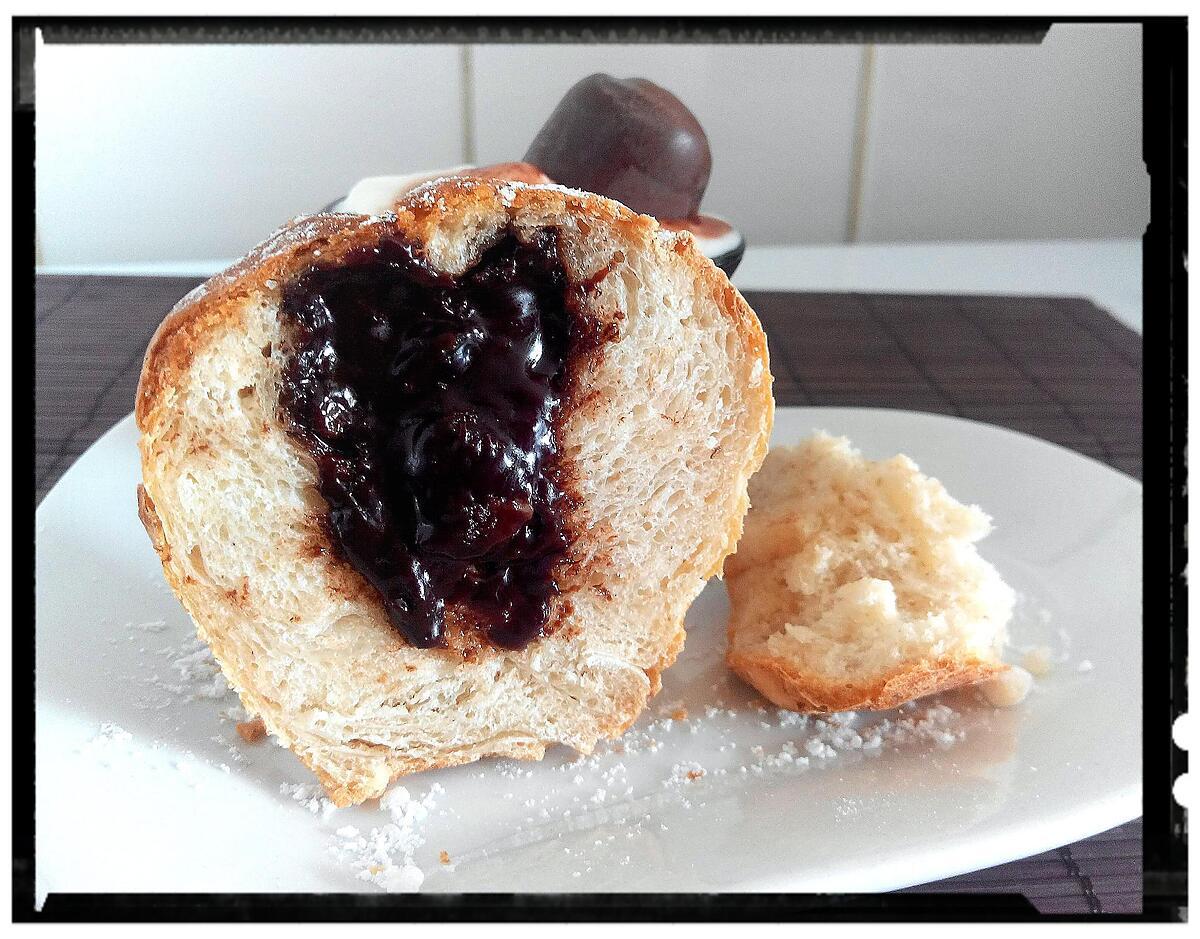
[279, 230, 575, 650]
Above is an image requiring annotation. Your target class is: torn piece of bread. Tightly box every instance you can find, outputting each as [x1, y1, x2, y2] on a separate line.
[136, 177, 773, 805]
[726, 433, 1013, 712]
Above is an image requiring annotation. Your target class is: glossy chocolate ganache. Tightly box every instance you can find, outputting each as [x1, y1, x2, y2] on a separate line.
[278, 228, 579, 651]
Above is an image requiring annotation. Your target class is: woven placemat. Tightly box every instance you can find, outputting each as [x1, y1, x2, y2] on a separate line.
[34, 275, 1144, 912]
[751, 291, 1142, 480]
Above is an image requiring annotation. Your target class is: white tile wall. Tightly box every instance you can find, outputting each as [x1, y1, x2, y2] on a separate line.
[35, 43, 465, 265]
[469, 44, 865, 246]
[858, 24, 1148, 242]
[33, 27, 1148, 266]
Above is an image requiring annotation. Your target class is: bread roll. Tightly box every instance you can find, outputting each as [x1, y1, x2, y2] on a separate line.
[726, 433, 1012, 713]
[136, 177, 773, 805]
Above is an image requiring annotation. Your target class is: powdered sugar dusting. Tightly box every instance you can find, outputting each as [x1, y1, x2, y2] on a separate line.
[1005, 588, 1092, 676]
[329, 783, 446, 892]
[78, 722, 134, 766]
[404, 175, 609, 214]
[243, 214, 346, 274]
[281, 782, 338, 821]
[80, 599, 995, 892]
[170, 639, 230, 701]
[169, 279, 212, 314]
[167, 212, 392, 316]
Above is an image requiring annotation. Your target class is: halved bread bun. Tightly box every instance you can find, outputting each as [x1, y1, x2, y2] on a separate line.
[725, 433, 1012, 713]
[136, 177, 773, 806]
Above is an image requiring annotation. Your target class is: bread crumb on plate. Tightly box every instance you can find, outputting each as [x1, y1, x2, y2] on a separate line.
[235, 718, 267, 743]
[978, 666, 1034, 707]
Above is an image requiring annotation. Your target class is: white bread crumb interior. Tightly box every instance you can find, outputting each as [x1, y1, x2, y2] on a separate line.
[726, 433, 1015, 712]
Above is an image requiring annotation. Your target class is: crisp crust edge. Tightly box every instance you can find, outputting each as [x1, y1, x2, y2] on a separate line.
[726, 647, 1006, 713]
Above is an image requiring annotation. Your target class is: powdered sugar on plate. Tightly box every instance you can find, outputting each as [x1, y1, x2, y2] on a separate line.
[70, 583, 1039, 893]
[166, 636, 230, 701]
[76, 566, 1027, 893]
[1004, 589, 1094, 678]
[77, 721, 135, 767]
[281, 782, 339, 821]
[328, 783, 446, 892]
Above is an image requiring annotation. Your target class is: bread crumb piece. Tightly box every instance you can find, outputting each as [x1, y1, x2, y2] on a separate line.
[1021, 646, 1054, 677]
[439, 850, 451, 865]
[726, 433, 1013, 712]
[979, 666, 1034, 707]
[685, 769, 705, 781]
[671, 707, 688, 721]
[236, 718, 267, 743]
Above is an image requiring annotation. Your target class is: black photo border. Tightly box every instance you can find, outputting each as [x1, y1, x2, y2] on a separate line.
[11, 14, 1188, 923]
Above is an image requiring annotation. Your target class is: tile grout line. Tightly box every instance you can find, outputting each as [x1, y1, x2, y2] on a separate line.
[844, 44, 876, 245]
[459, 44, 477, 165]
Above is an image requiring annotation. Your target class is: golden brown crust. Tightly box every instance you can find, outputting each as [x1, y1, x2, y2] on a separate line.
[136, 484, 169, 563]
[137, 177, 744, 435]
[396, 176, 659, 245]
[137, 175, 760, 434]
[726, 647, 1005, 713]
[461, 162, 552, 186]
[313, 741, 547, 808]
[136, 214, 354, 430]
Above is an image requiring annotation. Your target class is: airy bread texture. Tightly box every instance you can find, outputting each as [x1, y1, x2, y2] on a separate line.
[726, 433, 1013, 712]
[136, 177, 773, 805]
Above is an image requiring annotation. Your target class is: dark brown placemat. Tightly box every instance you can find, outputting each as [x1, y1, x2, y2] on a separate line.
[34, 275, 1144, 911]
[751, 291, 1142, 480]
[902, 818, 1144, 914]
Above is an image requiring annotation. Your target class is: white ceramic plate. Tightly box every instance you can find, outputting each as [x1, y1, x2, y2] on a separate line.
[35, 407, 1142, 898]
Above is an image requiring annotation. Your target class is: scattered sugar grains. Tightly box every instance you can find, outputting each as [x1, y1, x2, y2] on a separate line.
[130, 619, 168, 633]
[280, 782, 338, 821]
[89, 721, 132, 746]
[138, 634, 233, 706]
[122, 618, 978, 888]
[79, 722, 134, 766]
[663, 762, 707, 788]
[331, 783, 446, 893]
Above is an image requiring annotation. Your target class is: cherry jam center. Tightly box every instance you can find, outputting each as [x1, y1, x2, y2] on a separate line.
[279, 229, 575, 650]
